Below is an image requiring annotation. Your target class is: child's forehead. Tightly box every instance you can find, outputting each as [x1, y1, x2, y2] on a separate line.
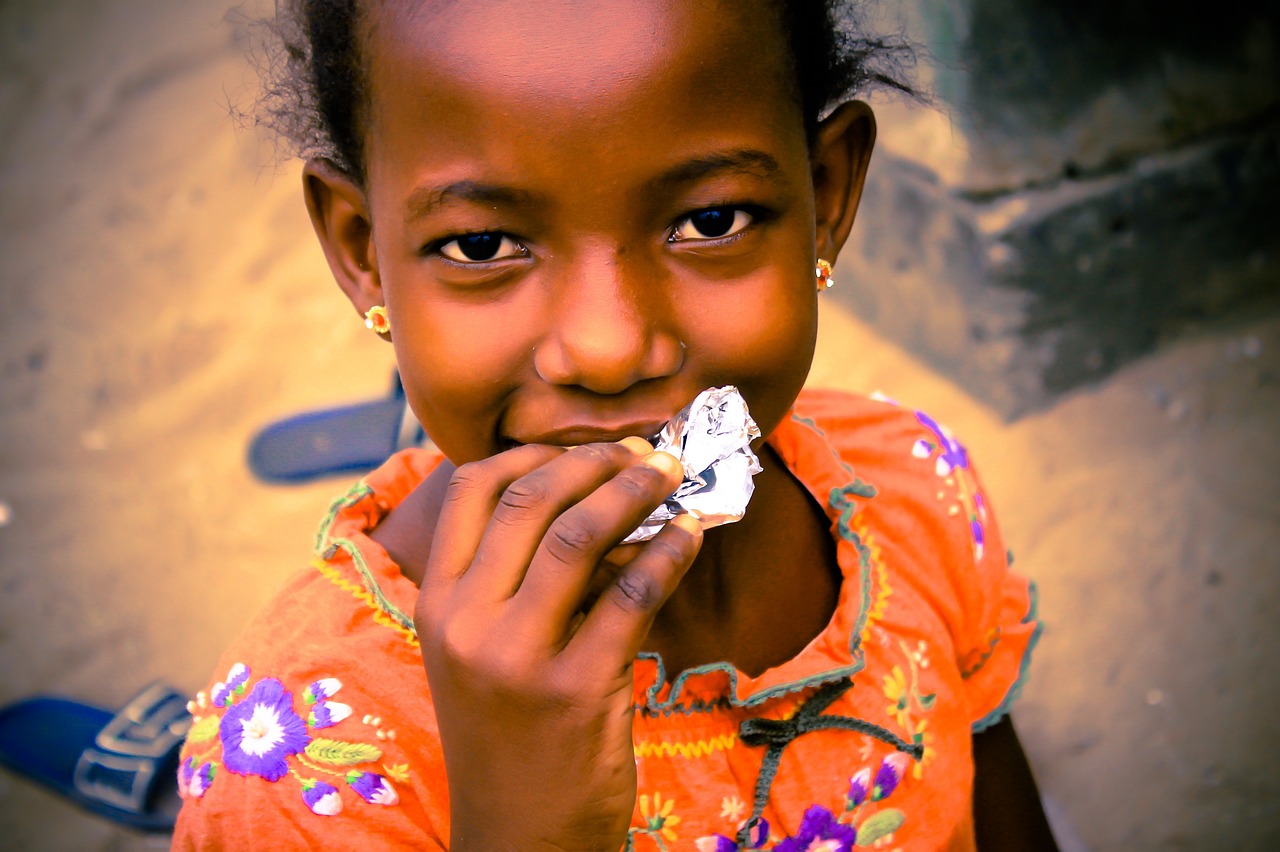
[366, 0, 790, 101]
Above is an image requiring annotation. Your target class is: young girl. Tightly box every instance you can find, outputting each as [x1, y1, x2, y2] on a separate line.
[174, 1, 1055, 848]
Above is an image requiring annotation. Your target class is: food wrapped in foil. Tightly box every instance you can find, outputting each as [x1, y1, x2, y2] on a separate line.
[623, 385, 763, 543]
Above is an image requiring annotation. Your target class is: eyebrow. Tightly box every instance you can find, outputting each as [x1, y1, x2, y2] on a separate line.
[649, 149, 784, 189]
[405, 181, 539, 220]
[403, 149, 784, 221]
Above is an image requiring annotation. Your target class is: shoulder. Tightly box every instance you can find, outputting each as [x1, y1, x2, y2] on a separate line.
[791, 389, 1041, 732]
[786, 389, 984, 549]
[791, 388, 960, 473]
[175, 458, 450, 847]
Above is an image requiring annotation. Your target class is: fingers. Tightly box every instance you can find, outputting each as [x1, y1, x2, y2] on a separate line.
[421, 443, 564, 601]
[569, 514, 703, 670]
[511, 448, 684, 628]
[462, 437, 671, 602]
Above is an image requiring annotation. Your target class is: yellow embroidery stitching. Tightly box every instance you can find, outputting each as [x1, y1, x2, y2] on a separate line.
[633, 732, 739, 760]
[311, 557, 420, 648]
[856, 516, 893, 636]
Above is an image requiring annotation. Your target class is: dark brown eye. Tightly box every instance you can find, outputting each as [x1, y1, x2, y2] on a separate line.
[670, 207, 752, 242]
[440, 233, 526, 262]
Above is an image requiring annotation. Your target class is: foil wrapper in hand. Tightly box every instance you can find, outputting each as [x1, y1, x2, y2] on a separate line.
[623, 385, 762, 543]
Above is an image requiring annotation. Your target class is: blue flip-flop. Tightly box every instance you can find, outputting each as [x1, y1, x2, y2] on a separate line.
[0, 682, 191, 833]
[247, 372, 428, 484]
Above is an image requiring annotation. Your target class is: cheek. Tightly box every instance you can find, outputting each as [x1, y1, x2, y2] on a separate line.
[689, 277, 817, 429]
[387, 295, 537, 461]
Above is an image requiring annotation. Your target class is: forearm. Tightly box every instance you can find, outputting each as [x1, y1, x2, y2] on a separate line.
[971, 716, 1058, 851]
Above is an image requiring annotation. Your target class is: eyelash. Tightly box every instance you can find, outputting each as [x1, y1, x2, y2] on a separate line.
[425, 204, 769, 263]
[667, 204, 768, 245]
[431, 232, 529, 264]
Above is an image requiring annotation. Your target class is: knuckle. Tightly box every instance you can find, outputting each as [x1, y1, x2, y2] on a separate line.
[609, 571, 661, 613]
[545, 515, 597, 562]
[647, 534, 692, 565]
[495, 475, 550, 516]
[437, 617, 483, 664]
[445, 461, 492, 501]
[613, 465, 663, 501]
[483, 645, 527, 683]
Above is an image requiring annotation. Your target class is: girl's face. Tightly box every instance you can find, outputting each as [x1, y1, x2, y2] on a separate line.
[308, 0, 874, 464]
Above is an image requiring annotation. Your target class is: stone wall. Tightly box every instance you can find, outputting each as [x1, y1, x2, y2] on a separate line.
[837, 0, 1279, 416]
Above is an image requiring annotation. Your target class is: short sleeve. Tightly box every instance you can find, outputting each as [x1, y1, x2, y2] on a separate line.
[785, 391, 1042, 734]
[929, 425, 1041, 733]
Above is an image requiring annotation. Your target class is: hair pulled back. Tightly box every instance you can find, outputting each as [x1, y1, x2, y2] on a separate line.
[251, 0, 918, 185]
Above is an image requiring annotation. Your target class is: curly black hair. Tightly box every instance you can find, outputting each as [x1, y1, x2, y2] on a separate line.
[249, 0, 919, 185]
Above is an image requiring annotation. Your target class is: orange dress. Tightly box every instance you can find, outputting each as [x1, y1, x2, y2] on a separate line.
[173, 389, 1039, 850]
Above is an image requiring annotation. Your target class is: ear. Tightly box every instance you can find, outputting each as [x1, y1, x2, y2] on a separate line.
[810, 100, 876, 263]
[302, 158, 385, 331]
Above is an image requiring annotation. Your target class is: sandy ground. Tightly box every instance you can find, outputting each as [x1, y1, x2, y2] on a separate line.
[0, 1, 1277, 849]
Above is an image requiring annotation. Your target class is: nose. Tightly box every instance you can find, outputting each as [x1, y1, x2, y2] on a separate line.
[533, 251, 683, 394]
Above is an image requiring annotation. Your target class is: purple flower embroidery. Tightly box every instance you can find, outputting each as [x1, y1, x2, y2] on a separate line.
[846, 767, 871, 809]
[915, 411, 969, 476]
[302, 780, 344, 816]
[186, 761, 215, 798]
[218, 677, 309, 781]
[211, 662, 251, 708]
[774, 805, 857, 852]
[346, 770, 398, 805]
[694, 818, 768, 852]
[308, 700, 352, 729]
[873, 752, 911, 801]
[303, 677, 342, 704]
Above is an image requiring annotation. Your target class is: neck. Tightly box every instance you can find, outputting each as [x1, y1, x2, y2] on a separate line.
[644, 442, 841, 678]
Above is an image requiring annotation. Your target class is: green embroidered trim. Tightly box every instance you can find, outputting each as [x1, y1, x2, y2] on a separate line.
[634, 696, 734, 717]
[971, 581, 1042, 733]
[313, 481, 375, 554]
[640, 415, 878, 713]
[324, 536, 417, 635]
[789, 412, 856, 476]
[314, 479, 418, 637]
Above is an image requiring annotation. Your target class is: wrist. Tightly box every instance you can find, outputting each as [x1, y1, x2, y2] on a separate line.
[370, 459, 455, 586]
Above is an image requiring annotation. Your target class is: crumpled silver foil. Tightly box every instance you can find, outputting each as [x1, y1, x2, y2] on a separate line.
[623, 385, 762, 543]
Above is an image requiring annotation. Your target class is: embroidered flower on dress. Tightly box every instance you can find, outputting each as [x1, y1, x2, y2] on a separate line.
[719, 795, 748, 823]
[308, 699, 352, 729]
[639, 791, 682, 842]
[346, 770, 399, 805]
[303, 678, 342, 704]
[185, 760, 215, 798]
[882, 666, 910, 728]
[873, 753, 911, 801]
[911, 719, 936, 780]
[211, 662, 251, 708]
[847, 767, 871, 809]
[774, 805, 857, 852]
[302, 780, 344, 815]
[218, 677, 309, 781]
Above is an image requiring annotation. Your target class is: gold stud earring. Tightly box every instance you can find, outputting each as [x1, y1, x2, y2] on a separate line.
[364, 305, 391, 334]
[816, 259, 834, 291]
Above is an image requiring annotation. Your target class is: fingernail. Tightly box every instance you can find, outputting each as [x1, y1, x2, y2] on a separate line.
[671, 514, 701, 535]
[618, 436, 653, 456]
[642, 450, 682, 477]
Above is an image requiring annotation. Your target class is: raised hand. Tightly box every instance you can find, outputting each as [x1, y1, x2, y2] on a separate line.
[413, 438, 702, 850]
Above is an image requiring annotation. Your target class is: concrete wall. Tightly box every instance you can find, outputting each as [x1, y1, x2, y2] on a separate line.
[838, 0, 1279, 416]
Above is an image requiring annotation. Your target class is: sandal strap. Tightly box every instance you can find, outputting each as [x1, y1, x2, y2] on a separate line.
[71, 683, 191, 813]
